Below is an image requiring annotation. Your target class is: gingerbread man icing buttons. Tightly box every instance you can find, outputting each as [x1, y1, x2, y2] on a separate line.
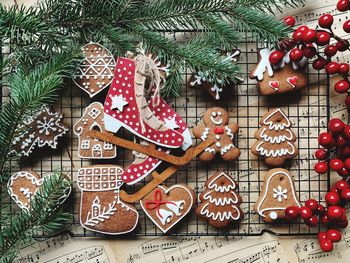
[251, 108, 298, 167]
[140, 184, 195, 233]
[196, 171, 244, 228]
[73, 43, 116, 98]
[193, 107, 240, 161]
[249, 48, 308, 95]
[254, 168, 301, 222]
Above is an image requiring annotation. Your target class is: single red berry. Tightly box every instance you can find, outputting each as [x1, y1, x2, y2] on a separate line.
[320, 238, 334, 252]
[317, 204, 326, 215]
[337, 219, 348, 228]
[318, 132, 335, 148]
[325, 45, 338, 57]
[299, 206, 313, 220]
[269, 50, 285, 65]
[345, 158, 350, 170]
[326, 229, 342, 242]
[315, 148, 328, 160]
[337, 0, 350, 12]
[315, 161, 328, 174]
[328, 205, 344, 219]
[339, 146, 350, 158]
[292, 30, 303, 42]
[316, 31, 331, 46]
[335, 180, 350, 190]
[297, 25, 309, 32]
[305, 199, 319, 211]
[344, 125, 350, 138]
[284, 16, 296, 27]
[321, 214, 330, 224]
[336, 40, 349, 51]
[319, 232, 327, 241]
[330, 184, 340, 193]
[329, 118, 345, 133]
[341, 188, 350, 200]
[335, 213, 348, 224]
[330, 159, 344, 171]
[313, 57, 327, 70]
[289, 48, 304, 61]
[302, 29, 318, 43]
[303, 46, 317, 58]
[336, 134, 347, 147]
[305, 216, 319, 227]
[285, 206, 300, 220]
[325, 192, 341, 205]
[319, 14, 334, 28]
[338, 63, 350, 74]
[343, 20, 350, 33]
[326, 62, 340, 75]
[338, 168, 350, 177]
[334, 80, 350, 94]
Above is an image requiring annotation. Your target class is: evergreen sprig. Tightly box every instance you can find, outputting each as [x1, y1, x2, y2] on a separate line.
[0, 172, 71, 262]
[1, 0, 305, 97]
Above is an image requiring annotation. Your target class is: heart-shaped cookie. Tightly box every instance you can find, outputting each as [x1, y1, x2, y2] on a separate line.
[140, 185, 195, 233]
[7, 171, 71, 211]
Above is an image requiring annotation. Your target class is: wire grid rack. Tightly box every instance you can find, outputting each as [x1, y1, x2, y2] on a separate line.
[1, 33, 330, 238]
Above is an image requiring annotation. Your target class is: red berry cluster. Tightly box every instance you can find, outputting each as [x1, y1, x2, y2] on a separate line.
[285, 184, 349, 252]
[314, 118, 350, 176]
[278, 1, 350, 109]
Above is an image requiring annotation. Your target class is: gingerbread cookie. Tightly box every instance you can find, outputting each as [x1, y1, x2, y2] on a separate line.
[190, 49, 241, 100]
[7, 171, 71, 211]
[196, 171, 243, 228]
[73, 102, 117, 159]
[251, 108, 298, 166]
[249, 48, 308, 95]
[254, 168, 301, 222]
[73, 42, 116, 98]
[77, 165, 139, 235]
[140, 184, 195, 233]
[12, 105, 68, 156]
[193, 107, 240, 161]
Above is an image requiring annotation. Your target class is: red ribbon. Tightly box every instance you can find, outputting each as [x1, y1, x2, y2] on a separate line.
[214, 127, 224, 134]
[145, 189, 176, 219]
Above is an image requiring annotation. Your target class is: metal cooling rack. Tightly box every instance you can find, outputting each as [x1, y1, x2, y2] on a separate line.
[1, 32, 331, 238]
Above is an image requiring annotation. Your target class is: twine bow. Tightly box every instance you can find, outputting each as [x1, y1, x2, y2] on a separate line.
[145, 189, 176, 218]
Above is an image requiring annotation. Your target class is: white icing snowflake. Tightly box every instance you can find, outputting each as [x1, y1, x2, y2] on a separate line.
[272, 185, 288, 202]
[37, 116, 57, 135]
[190, 71, 209, 86]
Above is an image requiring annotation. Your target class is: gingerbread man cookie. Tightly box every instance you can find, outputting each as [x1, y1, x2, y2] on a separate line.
[193, 107, 240, 161]
[251, 108, 298, 166]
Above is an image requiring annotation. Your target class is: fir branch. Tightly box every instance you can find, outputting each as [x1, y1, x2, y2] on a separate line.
[162, 61, 183, 97]
[0, 172, 71, 261]
[233, 0, 306, 14]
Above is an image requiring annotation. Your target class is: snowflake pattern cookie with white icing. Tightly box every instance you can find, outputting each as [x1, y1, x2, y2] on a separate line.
[254, 168, 301, 222]
[193, 107, 240, 162]
[251, 108, 298, 166]
[249, 48, 308, 95]
[12, 105, 68, 156]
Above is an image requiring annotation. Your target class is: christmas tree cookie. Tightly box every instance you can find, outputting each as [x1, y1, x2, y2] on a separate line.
[251, 108, 298, 166]
[254, 168, 301, 222]
[196, 171, 243, 228]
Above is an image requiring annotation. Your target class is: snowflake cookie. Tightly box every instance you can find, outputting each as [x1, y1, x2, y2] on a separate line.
[12, 105, 68, 156]
[254, 168, 301, 222]
[193, 107, 240, 161]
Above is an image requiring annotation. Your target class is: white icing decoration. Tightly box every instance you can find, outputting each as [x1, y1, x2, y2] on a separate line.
[202, 190, 238, 206]
[204, 147, 216, 154]
[200, 127, 210, 140]
[269, 211, 278, 220]
[20, 187, 33, 198]
[259, 128, 293, 144]
[268, 80, 279, 91]
[262, 108, 291, 130]
[200, 203, 241, 221]
[210, 84, 223, 100]
[210, 111, 223, 125]
[221, 144, 235, 155]
[215, 142, 221, 148]
[256, 171, 301, 219]
[287, 76, 298, 88]
[272, 185, 288, 202]
[207, 172, 236, 192]
[37, 116, 57, 135]
[84, 197, 117, 226]
[225, 126, 234, 140]
[255, 141, 295, 157]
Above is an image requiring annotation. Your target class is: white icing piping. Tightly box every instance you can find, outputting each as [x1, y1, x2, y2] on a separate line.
[200, 127, 210, 140]
[202, 190, 238, 206]
[221, 144, 235, 155]
[255, 141, 295, 157]
[262, 108, 291, 130]
[200, 203, 241, 221]
[225, 126, 234, 140]
[259, 128, 293, 144]
[207, 172, 236, 192]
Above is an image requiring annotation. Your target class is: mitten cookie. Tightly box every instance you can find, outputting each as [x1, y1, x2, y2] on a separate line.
[196, 171, 243, 228]
[254, 168, 301, 222]
[251, 108, 298, 166]
[190, 50, 241, 100]
[249, 48, 308, 95]
[73, 102, 117, 159]
[73, 42, 116, 98]
[7, 171, 71, 211]
[140, 184, 195, 233]
[193, 107, 240, 161]
[77, 165, 139, 235]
